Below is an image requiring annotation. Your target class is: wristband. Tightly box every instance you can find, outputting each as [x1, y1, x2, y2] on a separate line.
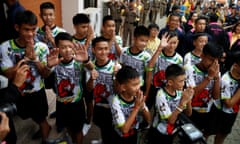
[206, 75, 213, 81]
[176, 106, 183, 112]
[83, 56, 90, 64]
[145, 66, 154, 72]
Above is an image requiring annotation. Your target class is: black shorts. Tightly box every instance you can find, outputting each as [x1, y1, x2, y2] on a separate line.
[218, 110, 238, 134]
[147, 127, 173, 144]
[189, 106, 218, 135]
[16, 88, 48, 123]
[56, 99, 85, 133]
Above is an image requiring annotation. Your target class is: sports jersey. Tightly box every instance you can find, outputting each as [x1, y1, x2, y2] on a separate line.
[153, 52, 183, 87]
[120, 47, 151, 86]
[183, 52, 201, 66]
[54, 59, 85, 104]
[152, 88, 182, 135]
[111, 94, 138, 137]
[185, 64, 214, 113]
[221, 71, 240, 114]
[93, 60, 116, 105]
[108, 35, 122, 60]
[0, 39, 49, 93]
[36, 25, 66, 49]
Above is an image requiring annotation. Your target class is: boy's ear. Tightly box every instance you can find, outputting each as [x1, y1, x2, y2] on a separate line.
[14, 24, 20, 32]
[167, 79, 173, 86]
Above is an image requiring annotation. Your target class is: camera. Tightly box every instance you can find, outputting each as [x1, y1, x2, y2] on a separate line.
[174, 113, 207, 144]
[0, 103, 17, 122]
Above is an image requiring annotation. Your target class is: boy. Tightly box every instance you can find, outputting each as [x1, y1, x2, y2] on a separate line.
[145, 31, 183, 108]
[185, 42, 223, 138]
[110, 65, 151, 144]
[46, 32, 95, 144]
[36, 2, 65, 49]
[0, 10, 51, 143]
[72, 13, 94, 60]
[101, 15, 122, 60]
[72, 13, 95, 136]
[145, 23, 160, 56]
[120, 25, 151, 88]
[88, 36, 121, 144]
[147, 64, 194, 144]
[213, 54, 240, 144]
[184, 32, 208, 66]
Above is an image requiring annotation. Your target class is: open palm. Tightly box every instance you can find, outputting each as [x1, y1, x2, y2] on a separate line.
[47, 48, 63, 68]
[73, 43, 89, 62]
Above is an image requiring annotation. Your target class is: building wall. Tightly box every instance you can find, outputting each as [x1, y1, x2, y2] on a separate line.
[19, 0, 62, 27]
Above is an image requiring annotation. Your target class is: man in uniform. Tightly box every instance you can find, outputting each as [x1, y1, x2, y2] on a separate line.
[142, 0, 152, 26]
[122, 1, 138, 47]
[107, 0, 126, 35]
[151, 0, 161, 23]
[159, 0, 167, 18]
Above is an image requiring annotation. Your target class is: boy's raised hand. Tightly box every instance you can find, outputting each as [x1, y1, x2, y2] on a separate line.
[157, 33, 169, 52]
[134, 90, 145, 110]
[181, 87, 194, 106]
[208, 60, 220, 78]
[73, 43, 89, 62]
[45, 25, 54, 42]
[47, 48, 63, 68]
[25, 39, 37, 61]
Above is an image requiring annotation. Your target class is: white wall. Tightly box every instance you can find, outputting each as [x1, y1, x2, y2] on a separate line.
[61, 0, 85, 34]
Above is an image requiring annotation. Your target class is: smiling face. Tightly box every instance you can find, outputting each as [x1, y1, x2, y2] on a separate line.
[92, 41, 110, 63]
[40, 8, 55, 27]
[164, 36, 179, 54]
[168, 74, 186, 91]
[102, 20, 116, 37]
[133, 35, 149, 52]
[193, 35, 208, 51]
[15, 23, 37, 44]
[121, 77, 141, 97]
[74, 23, 89, 37]
[58, 40, 74, 62]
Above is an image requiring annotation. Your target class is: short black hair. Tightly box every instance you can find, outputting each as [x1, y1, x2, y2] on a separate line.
[169, 12, 181, 22]
[167, 30, 178, 39]
[172, 5, 181, 11]
[15, 10, 37, 26]
[134, 25, 150, 37]
[192, 32, 208, 41]
[102, 15, 114, 26]
[208, 13, 218, 23]
[55, 32, 73, 47]
[202, 42, 223, 58]
[195, 15, 208, 24]
[148, 23, 159, 30]
[116, 65, 140, 84]
[72, 13, 90, 25]
[40, 2, 55, 10]
[165, 64, 185, 80]
[92, 36, 109, 48]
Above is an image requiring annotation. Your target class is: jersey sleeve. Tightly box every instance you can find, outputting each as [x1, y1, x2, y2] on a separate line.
[155, 89, 172, 120]
[221, 75, 232, 100]
[0, 42, 14, 71]
[111, 96, 126, 128]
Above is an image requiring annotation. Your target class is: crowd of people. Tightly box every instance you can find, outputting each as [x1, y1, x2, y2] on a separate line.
[0, 0, 240, 144]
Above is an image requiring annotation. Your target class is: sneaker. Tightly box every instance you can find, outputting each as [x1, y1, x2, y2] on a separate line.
[82, 123, 91, 136]
[49, 111, 56, 119]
